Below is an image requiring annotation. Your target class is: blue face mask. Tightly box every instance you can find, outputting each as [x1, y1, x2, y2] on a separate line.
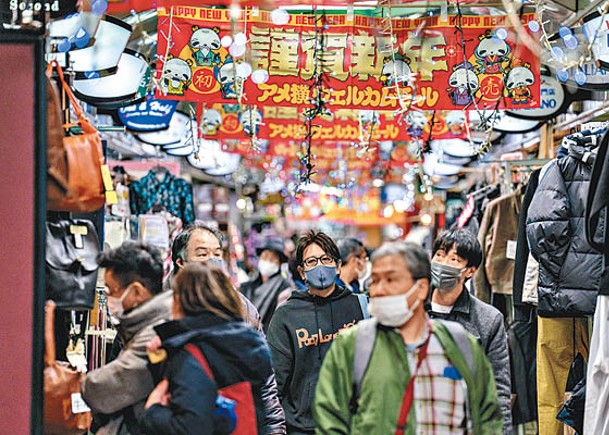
[208, 257, 225, 268]
[304, 265, 337, 290]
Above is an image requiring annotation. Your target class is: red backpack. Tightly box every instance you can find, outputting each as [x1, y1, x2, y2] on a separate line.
[185, 344, 258, 434]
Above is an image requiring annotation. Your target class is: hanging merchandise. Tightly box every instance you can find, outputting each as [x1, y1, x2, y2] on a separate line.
[138, 214, 170, 248]
[581, 9, 609, 71]
[68, 16, 132, 73]
[46, 61, 107, 214]
[155, 8, 540, 111]
[129, 167, 196, 224]
[46, 219, 100, 311]
[72, 49, 150, 108]
[43, 302, 92, 435]
[135, 110, 190, 146]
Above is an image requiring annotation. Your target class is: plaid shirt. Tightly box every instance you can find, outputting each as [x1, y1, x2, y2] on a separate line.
[406, 333, 468, 434]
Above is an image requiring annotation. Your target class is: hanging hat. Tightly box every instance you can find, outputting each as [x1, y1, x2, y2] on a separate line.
[256, 239, 288, 263]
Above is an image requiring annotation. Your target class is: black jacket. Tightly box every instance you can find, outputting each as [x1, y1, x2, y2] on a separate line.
[241, 272, 291, 332]
[140, 313, 273, 435]
[586, 131, 609, 295]
[526, 143, 603, 317]
[512, 169, 541, 321]
[266, 285, 365, 434]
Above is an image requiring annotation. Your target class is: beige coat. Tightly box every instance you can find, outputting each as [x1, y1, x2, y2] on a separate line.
[475, 188, 522, 303]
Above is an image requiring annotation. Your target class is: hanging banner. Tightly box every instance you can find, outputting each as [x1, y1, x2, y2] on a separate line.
[198, 104, 470, 143]
[156, 8, 540, 111]
[109, 0, 478, 14]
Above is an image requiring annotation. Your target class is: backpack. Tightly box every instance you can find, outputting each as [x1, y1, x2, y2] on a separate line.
[356, 293, 370, 320]
[186, 344, 258, 435]
[349, 319, 475, 414]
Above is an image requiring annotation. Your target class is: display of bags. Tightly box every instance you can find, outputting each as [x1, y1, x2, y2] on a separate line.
[46, 219, 100, 310]
[44, 301, 92, 435]
[46, 60, 105, 213]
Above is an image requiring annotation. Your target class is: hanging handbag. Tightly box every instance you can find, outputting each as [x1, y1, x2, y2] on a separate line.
[44, 301, 92, 435]
[46, 219, 100, 310]
[46, 60, 105, 213]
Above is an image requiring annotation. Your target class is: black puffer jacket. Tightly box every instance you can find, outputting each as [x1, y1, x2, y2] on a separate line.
[526, 143, 604, 317]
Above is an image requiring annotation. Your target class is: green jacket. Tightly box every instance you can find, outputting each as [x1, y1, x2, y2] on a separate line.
[313, 319, 503, 434]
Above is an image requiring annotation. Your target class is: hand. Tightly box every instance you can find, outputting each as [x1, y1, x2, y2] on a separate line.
[145, 379, 171, 409]
[146, 335, 162, 353]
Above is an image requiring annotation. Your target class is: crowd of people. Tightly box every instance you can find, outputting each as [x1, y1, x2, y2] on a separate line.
[81, 223, 514, 434]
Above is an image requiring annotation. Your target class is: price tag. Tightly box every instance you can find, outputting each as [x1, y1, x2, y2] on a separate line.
[71, 393, 91, 414]
[69, 225, 88, 236]
[506, 240, 517, 260]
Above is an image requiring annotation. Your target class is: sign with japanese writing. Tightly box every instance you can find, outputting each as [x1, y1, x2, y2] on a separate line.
[156, 8, 540, 111]
[198, 104, 470, 144]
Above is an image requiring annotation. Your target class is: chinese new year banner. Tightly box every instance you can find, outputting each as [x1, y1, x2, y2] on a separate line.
[197, 104, 470, 143]
[156, 8, 540, 111]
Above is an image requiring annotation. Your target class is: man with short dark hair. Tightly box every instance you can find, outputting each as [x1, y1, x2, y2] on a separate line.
[167, 221, 287, 434]
[267, 230, 367, 434]
[314, 241, 502, 434]
[429, 228, 512, 433]
[82, 241, 172, 434]
[336, 238, 367, 293]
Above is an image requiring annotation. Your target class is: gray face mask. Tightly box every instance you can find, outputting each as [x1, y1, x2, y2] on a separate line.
[431, 262, 464, 292]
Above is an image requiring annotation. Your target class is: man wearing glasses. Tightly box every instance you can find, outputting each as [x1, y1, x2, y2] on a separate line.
[267, 230, 368, 435]
[82, 241, 172, 434]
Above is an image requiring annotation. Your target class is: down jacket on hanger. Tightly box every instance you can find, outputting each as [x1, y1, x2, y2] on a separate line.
[526, 142, 604, 317]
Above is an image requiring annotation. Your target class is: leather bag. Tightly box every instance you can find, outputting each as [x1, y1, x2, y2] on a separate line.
[46, 219, 100, 310]
[44, 301, 92, 434]
[46, 60, 105, 213]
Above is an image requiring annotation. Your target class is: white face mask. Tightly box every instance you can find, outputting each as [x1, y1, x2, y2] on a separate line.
[258, 260, 280, 278]
[368, 281, 421, 327]
[358, 260, 371, 281]
[107, 286, 132, 324]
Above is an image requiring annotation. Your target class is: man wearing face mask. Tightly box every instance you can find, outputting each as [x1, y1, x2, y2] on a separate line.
[429, 229, 512, 434]
[82, 241, 172, 434]
[336, 238, 368, 294]
[167, 222, 287, 435]
[314, 241, 502, 434]
[267, 230, 367, 434]
[240, 239, 291, 331]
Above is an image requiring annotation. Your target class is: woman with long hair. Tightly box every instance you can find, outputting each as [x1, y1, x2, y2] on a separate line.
[140, 262, 273, 434]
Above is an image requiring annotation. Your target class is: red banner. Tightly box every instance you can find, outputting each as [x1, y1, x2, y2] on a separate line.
[198, 104, 470, 143]
[109, 0, 480, 14]
[156, 8, 540, 111]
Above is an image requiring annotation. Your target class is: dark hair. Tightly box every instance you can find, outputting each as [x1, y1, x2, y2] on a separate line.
[98, 241, 164, 295]
[432, 228, 482, 268]
[371, 242, 431, 281]
[295, 230, 341, 266]
[174, 262, 244, 320]
[171, 221, 224, 269]
[337, 238, 365, 263]
[288, 253, 303, 284]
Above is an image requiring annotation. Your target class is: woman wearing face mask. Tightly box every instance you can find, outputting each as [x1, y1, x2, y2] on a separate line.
[266, 230, 368, 435]
[240, 239, 291, 332]
[141, 262, 274, 435]
[428, 229, 512, 435]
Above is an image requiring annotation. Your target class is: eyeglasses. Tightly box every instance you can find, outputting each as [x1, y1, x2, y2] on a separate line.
[303, 254, 336, 269]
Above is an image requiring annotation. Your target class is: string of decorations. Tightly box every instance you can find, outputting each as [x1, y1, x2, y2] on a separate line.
[297, 9, 333, 189]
